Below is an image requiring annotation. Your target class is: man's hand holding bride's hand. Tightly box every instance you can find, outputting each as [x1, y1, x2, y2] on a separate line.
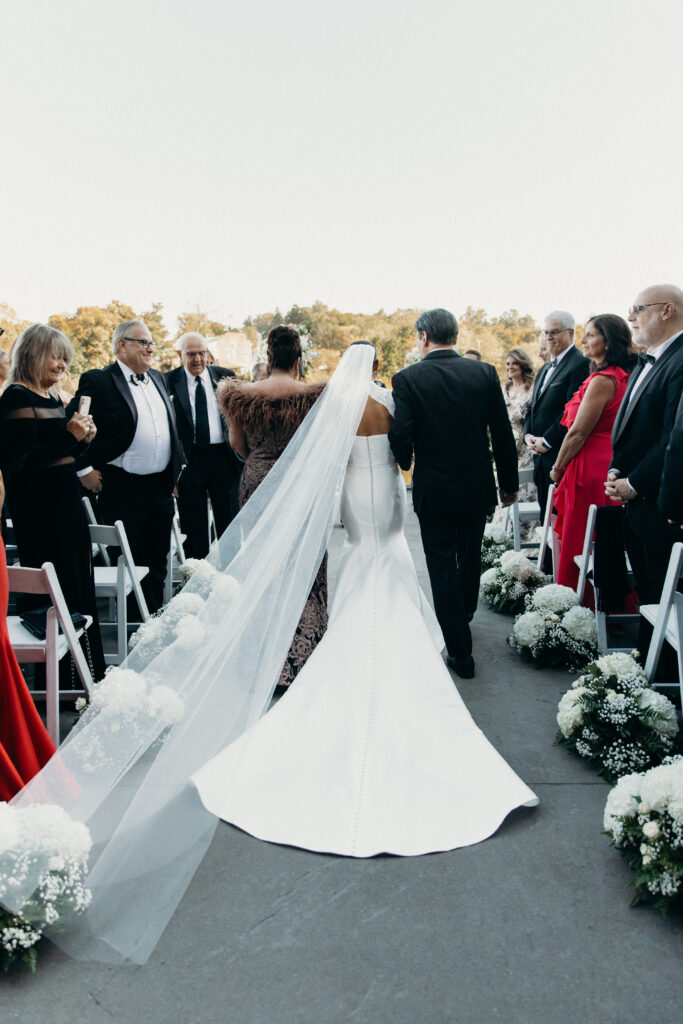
[499, 490, 518, 508]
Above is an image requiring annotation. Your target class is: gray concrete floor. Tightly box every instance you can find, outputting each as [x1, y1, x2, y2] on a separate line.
[3, 509, 683, 1024]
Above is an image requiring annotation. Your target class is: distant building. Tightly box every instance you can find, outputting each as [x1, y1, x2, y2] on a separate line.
[210, 331, 253, 375]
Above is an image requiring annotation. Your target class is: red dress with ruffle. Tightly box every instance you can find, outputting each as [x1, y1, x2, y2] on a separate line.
[0, 542, 55, 800]
[553, 367, 630, 598]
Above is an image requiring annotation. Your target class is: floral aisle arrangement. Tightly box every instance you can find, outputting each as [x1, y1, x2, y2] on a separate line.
[604, 756, 683, 910]
[508, 584, 598, 670]
[0, 804, 92, 972]
[480, 524, 514, 571]
[556, 653, 679, 781]
[479, 551, 550, 615]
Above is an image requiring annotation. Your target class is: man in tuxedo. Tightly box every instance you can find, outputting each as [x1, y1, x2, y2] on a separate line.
[165, 333, 242, 558]
[606, 284, 683, 603]
[524, 311, 591, 522]
[389, 308, 518, 678]
[71, 319, 185, 613]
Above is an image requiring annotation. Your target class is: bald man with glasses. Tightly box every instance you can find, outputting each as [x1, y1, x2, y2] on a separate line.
[524, 311, 591, 526]
[69, 319, 185, 612]
[606, 284, 683, 607]
[165, 333, 241, 558]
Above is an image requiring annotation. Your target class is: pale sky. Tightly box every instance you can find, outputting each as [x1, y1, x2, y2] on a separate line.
[2, 0, 681, 333]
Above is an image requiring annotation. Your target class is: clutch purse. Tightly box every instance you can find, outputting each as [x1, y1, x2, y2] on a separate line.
[20, 606, 88, 640]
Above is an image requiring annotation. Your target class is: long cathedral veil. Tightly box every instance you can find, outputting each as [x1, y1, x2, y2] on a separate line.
[6, 343, 378, 964]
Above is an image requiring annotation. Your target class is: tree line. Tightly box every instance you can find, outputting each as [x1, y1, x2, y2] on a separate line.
[1, 300, 546, 386]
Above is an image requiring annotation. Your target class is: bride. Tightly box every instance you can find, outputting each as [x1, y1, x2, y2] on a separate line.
[5, 341, 536, 965]
[193, 341, 537, 856]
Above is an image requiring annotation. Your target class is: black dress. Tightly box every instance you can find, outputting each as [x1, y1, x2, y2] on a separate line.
[0, 385, 105, 681]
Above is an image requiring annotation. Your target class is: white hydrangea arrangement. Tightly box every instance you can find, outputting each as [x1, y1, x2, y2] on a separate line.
[604, 755, 683, 910]
[177, 558, 219, 596]
[508, 584, 598, 670]
[129, 591, 206, 655]
[481, 523, 514, 570]
[556, 652, 678, 781]
[0, 804, 92, 973]
[479, 550, 550, 615]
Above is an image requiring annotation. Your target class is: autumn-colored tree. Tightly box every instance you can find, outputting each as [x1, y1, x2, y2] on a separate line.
[48, 300, 137, 379]
[0, 302, 31, 351]
[176, 308, 227, 339]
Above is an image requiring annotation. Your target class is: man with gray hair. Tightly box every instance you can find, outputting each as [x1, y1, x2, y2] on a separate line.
[165, 332, 241, 557]
[69, 319, 185, 612]
[524, 310, 590, 524]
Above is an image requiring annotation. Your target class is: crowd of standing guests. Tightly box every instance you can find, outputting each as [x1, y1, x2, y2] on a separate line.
[0, 284, 681, 801]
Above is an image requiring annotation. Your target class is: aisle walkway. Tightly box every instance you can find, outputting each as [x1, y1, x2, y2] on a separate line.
[4, 509, 682, 1023]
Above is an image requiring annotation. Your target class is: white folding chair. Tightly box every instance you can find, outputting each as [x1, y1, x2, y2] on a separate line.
[4, 518, 19, 565]
[574, 505, 639, 652]
[88, 520, 150, 666]
[7, 562, 93, 745]
[535, 484, 558, 580]
[504, 468, 541, 551]
[164, 502, 188, 604]
[642, 542, 683, 707]
[81, 496, 111, 565]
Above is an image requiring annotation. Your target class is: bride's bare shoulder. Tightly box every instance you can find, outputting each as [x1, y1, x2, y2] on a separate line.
[356, 394, 394, 437]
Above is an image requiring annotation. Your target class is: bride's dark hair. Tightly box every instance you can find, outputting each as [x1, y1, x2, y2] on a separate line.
[267, 325, 302, 370]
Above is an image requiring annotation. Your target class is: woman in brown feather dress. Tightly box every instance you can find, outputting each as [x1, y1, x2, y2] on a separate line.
[218, 325, 326, 687]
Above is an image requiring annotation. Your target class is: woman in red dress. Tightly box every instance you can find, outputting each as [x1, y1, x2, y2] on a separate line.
[550, 315, 636, 596]
[0, 473, 55, 800]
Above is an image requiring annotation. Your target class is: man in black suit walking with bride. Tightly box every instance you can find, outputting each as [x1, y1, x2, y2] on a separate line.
[389, 308, 518, 678]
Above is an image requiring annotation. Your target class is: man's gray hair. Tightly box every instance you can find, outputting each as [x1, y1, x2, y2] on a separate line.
[415, 308, 458, 346]
[177, 331, 205, 352]
[112, 320, 146, 355]
[544, 310, 575, 330]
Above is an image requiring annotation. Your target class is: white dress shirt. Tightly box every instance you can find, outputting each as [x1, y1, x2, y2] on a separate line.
[184, 367, 224, 445]
[627, 331, 681, 406]
[108, 359, 172, 474]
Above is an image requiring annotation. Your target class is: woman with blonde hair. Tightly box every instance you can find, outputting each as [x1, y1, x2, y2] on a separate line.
[0, 324, 105, 680]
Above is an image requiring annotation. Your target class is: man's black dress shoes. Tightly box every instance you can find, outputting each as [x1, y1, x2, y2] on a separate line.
[446, 655, 475, 679]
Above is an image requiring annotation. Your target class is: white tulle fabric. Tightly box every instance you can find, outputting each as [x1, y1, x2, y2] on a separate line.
[6, 344, 379, 964]
[193, 432, 538, 856]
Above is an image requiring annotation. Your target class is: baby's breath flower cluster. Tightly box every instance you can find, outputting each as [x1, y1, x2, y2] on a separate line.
[0, 804, 92, 972]
[479, 550, 550, 615]
[481, 523, 514, 571]
[604, 756, 683, 910]
[508, 584, 598, 670]
[556, 653, 678, 782]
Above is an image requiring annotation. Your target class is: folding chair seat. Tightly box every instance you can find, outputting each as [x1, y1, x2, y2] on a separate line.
[642, 542, 683, 707]
[88, 520, 150, 666]
[7, 562, 93, 745]
[504, 468, 541, 551]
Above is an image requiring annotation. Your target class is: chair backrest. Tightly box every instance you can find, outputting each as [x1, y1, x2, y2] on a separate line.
[87, 520, 150, 622]
[644, 542, 683, 679]
[517, 467, 535, 485]
[83, 496, 111, 566]
[7, 562, 93, 690]
[576, 504, 598, 603]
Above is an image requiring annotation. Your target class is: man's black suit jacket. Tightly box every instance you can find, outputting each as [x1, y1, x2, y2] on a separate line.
[611, 332, 683, 501]
[523, 346, 591, 450]
[67, 362, 186, 484]
[389, 348, 518, 517]
[165, 364, 242, 474]
[659, 391, 683, 523]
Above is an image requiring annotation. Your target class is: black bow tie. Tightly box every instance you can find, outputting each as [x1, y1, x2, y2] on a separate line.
[638, 352, 656, 366]
[130, 372, 149, 385]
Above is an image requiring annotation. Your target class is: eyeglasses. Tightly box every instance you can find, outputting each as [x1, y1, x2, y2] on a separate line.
[122, 338, 155, 350]
[628, 302, 668, 317]
[540, 328, 570, 339]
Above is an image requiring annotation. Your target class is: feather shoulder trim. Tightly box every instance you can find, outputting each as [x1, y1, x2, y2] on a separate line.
[216, 379, 325, 432]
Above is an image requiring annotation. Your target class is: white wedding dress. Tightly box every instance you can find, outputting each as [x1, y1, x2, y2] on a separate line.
[193, 429, 538, 857]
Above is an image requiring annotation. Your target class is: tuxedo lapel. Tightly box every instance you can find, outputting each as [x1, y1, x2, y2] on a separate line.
[110, 362, 138, 425]
[613, 334, 683, 442]
[175, 369, 193, 428]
